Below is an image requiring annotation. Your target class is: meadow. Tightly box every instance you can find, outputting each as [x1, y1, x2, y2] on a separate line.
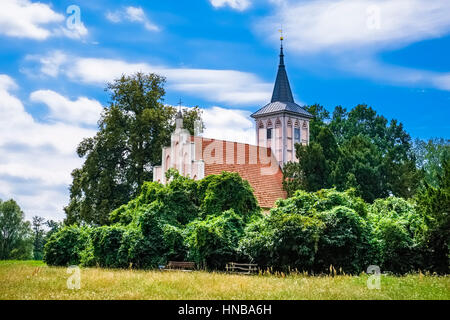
[0, 261, 448, 300]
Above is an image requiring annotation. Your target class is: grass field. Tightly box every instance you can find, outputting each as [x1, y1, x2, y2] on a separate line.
[0, 261, 449, 300]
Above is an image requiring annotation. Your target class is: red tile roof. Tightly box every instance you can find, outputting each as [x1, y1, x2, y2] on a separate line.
[191, 136, 287, 208]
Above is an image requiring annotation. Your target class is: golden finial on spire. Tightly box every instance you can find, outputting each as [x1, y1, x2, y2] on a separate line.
[278, 26, 283, 41]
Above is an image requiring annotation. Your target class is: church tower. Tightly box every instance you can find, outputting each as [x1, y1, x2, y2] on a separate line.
[250, 36, 313, 166]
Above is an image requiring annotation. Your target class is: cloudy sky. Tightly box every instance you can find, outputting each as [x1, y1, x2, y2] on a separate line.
[1, 0, 449, 221]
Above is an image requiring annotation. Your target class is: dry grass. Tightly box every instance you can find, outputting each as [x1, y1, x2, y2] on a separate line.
[0, 261, 448, 300]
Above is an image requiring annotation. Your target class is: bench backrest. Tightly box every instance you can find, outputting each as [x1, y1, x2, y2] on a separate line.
[226, 262, 258, 273]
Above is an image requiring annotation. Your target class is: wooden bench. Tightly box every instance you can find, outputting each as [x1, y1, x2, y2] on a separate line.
[226, 262, 258, 274]
[164, 261, 196, 271]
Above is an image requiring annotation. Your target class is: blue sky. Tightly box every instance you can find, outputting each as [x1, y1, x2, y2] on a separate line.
[0, 0, 449, 221]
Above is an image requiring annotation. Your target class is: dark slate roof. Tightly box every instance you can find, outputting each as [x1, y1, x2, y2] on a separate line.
[270, 45, 294, 103]
[251, 43, 313, 119]
[251, 101, 313, 118]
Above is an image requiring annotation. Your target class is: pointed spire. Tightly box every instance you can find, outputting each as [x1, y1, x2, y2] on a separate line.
[176, 98, 183, 129]
[271, 33, 294, 103]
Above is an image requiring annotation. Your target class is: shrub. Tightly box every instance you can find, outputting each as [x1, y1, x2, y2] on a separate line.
[110, 173, 199, 226]
[199, 172, 260, 220]
[369, 197, 426, 273]
[186, 209, 244, 269]
[117, 227, 161, 269]
[239, 211, 324, 272]
[415, 159, 450, 274]
[242, 189, 371, 273]
[314, 206, 372, 274]
[89, 225, 128, 268]
[43, 225, 91, 266]
[275, 188, 367, 218]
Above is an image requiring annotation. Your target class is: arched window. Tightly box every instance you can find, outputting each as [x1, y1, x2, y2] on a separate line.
[275, 118, 282, 128]
[287, 119, 292, 127]
[258, 121, 264, 129]
[266, 120, 273, 140]
[165, 155, 171, 171]
[294, 120, 300, 142]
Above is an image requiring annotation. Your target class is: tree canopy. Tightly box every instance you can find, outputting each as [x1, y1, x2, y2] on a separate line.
[284, 104, 423, 202]
[0, 199, 33, 260]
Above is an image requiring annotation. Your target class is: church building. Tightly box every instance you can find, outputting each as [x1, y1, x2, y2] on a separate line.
[153, 39, 313, 209]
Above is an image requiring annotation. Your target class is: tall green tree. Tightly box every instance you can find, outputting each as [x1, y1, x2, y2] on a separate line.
[284, 104, 422, 201]
[65, 72, 203, 225]
[32, 216, 46, 260]
[332, 135, 385, 202]
[283, 127, 339, 196]
[416, 159, 450, 273]
[413, 138, 450, 187]
[0, 199, 33, 260]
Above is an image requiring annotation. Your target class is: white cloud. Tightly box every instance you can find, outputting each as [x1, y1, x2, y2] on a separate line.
[57, 22, 89, 40]
[210, 0, 251, 11]
[0, 0, 64, 40]
[34, 53, 272, 106]
[202, 106, 255, 144]
[260, 0, 450, 53]
[26, 50, 68, 77]
[30, 90, 103, 125]
[0, 74, 97, 221]
[256, 0, 450, 92]
[106, 6, 159, 31]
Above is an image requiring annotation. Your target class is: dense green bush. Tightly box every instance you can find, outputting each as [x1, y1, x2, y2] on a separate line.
[45, 170, 445, 274]
[415, 159, 450, 274]
[199, 172, 260, 220]
[186, 209, 245, 269]
[43, 225, 91, 266]
[241, 190, 371, 273]
[275, 188, 368, 218]
[239, 211, 323, 272]
[368, 197, 426, 273]
[89, 225, 128, 268]
[314, 206, 372, 273]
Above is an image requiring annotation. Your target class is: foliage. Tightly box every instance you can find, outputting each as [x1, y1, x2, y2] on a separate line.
[369, 197, 426, 273]
[332, 135, 385, 202]
[88, 225, 128, 268]
[239, 211, 323, 272]
[314, 206, 372, 273]
[199, 171, 260, 220]
[275, 188, 368, 218]
[43, 225, 91, 266]
[186, 209, 244, 270]
[241, 189, 370, 273]
[65, 72, 203, 225]
[46, 168, 447, 274]
[285, 104, 422, 202]
[413, 138, 450, 187]
[283, 127, 339, 195]
[416, 159, 450, 274]
[31, 216, 46, 260]
[0, 199, 33, 260]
